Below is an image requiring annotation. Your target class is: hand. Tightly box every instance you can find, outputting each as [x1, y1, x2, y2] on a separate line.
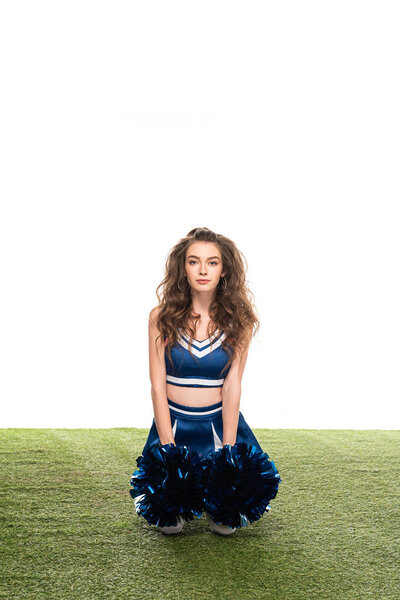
[161, 442, 176, 449]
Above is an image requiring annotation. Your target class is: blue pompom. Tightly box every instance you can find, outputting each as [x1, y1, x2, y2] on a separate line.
[129, 441, 205, 527]
[201, 442, 282, 529]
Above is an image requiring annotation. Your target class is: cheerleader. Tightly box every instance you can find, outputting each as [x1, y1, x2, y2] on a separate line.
[130, 227, 281, 535]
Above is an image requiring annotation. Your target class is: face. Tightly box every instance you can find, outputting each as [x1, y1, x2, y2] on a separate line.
[185, 242, 225, 292]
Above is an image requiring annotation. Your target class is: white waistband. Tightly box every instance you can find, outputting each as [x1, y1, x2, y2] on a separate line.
[167, 402, 223, 416]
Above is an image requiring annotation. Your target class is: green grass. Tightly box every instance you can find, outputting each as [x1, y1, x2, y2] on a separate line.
[0, 428, 399, 600]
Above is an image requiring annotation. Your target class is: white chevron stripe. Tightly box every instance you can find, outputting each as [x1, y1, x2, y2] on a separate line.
[177, 331, 226, 357]
[178, 328, 221, 348]
[167, 375, 225, 386]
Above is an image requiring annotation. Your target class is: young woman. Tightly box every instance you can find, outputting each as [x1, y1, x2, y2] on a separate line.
[130, 227, 281, 535]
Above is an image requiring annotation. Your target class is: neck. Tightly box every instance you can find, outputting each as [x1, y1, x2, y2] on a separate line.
[190, 289, 216, 317]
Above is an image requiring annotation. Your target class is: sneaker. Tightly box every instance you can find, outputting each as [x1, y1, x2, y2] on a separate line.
[157, 514, 185, 535]
[205, 512, 237, 536]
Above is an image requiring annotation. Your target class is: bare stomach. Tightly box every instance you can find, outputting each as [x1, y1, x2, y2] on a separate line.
[166, 383, 222, 407]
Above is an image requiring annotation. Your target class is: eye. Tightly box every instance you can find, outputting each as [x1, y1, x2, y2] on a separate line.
[188, 259, 219, 266]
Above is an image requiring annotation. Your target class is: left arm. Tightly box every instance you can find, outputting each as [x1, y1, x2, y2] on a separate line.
[221, 328, 252, 446]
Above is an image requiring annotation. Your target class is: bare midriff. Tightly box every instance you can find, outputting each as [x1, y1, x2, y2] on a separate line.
[166, 382, 223, 407]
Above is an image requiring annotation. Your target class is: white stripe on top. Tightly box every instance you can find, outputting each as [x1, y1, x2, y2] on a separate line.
[166, 375, 225, 387]
[177, 330, 226, 358]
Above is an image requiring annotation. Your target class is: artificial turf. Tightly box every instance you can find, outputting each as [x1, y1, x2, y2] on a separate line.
[0, 428, 398, 599]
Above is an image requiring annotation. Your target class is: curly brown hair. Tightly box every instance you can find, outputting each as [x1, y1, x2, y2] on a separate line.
[153, 227, 260, 374]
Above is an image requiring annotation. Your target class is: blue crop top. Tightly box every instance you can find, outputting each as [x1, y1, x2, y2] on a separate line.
[165, 328, 232, 388]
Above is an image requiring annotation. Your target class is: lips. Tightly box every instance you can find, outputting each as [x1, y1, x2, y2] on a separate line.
[197, 279, 210, 283]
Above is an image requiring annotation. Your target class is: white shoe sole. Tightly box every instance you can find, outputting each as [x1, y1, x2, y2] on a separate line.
[205, 512, 237, 535]
[157, 514, 185, 535]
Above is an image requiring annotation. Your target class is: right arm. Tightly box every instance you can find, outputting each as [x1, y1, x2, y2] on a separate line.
[148, 306, 176, 446]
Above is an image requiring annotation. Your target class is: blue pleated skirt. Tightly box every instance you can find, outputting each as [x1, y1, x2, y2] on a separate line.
[142, 397, 264, 459]
[133, 397, 281, 527]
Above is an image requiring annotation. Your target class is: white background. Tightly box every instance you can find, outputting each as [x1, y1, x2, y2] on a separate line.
[1, 1, 399, 429]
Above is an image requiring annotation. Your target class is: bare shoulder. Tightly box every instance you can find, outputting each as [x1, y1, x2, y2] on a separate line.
[149, 305, 161, 326]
